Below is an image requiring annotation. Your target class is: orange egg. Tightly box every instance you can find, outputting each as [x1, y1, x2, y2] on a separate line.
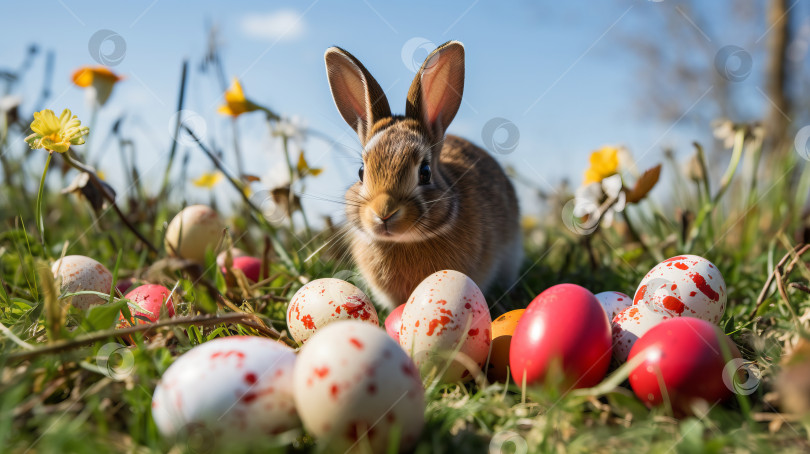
[487, 309, 525, 383]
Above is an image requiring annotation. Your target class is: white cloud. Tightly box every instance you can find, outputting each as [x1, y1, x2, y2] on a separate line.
[241, 9, 305, 41]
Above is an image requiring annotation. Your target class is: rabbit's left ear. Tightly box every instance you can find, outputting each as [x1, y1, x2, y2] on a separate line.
[325, 47, 391, 145]
[406, 41, 465, 143]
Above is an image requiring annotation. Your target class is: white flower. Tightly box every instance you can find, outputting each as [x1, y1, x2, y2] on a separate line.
[712, 118, 736, 149]
[0, 95, 22, 113]
[271, 115, 307, 149]
[573, 174, 626, 227]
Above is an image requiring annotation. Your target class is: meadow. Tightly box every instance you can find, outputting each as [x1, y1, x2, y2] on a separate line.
[2, 22, 810, 454]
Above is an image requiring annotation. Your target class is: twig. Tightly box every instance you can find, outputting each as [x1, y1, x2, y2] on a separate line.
[750, 243, 806, 320]
[788, 282, 810, 294]
[159, 60, 189, 199]
[5, 313, 294, 362]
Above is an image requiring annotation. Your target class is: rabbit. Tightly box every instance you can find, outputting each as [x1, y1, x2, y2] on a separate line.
[324, 40, 523, 309]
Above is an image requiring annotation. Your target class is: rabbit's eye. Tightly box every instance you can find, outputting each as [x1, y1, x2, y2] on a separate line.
[419, 162, 431, 185]
[358, 164, 364, 182]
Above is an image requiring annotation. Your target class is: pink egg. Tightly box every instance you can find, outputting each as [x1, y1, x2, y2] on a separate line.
[510, 284, 612, 389]
[222, 256, 265, 283]
[399, 270, 491, 383]
[633, 255, 726, 324]
[152, 336, 299, 445]
[384, 304, 405, 343]
[595, 291, 632, 322]
[611, 303, 675, 364]
[293, 321, 424, 452]
[123, 284, 175, 324]
[286, 279, 379, 344]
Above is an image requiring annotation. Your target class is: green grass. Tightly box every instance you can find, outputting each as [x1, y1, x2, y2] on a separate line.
[3, 64, 810, 454]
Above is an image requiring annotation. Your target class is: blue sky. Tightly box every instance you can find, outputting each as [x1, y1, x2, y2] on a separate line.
[0, 1, 788, 221]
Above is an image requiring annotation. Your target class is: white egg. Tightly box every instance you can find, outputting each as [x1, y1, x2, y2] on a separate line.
[51, 255, 113, 309]
[293, 321, 424, 453]
[634, 255, 726, 324]
[164, 205, 225, 264]
[151, 336, 299, 445]
[611, 303, 676, 364]
[595, 291, 632, 322]
[399, 270, 491, 383]
[286, 278, 379, 344]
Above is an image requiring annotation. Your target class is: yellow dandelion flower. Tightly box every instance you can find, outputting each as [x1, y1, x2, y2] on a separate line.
[72, 66, 124, 106]
[297, 151, 322, 178]
[583, 146, 619, 185]
[25, 109, 89, 153]
[217, 78, 264, 117]
[192, 171, 224, 188]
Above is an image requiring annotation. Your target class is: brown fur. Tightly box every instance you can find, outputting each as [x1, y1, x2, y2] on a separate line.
[325, 41, 522, 308]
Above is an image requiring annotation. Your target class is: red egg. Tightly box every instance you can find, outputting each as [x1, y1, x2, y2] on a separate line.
[222, 256, 265, 283]
[628, 317, 741, 411]
[510, 284, 612, 389]
[123, 284, 175, 324]
[384, 304, 405, 343]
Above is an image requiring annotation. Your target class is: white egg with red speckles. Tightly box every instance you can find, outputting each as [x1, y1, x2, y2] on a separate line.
[286, 278, 379, 344]
[633, 255, 726, 324]
[293, 320, 425, 453]
[151, 336, 299, 444]
[611, 303, 676, 364]
[595, 291, 632, 322]
[164, 204, 225, 264]
[51, 255, 113, 309]
[399, 270, 492, 383]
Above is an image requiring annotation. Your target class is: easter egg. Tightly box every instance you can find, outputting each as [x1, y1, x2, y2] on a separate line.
[611, 303, 675, 364]
[628, 317, 741, 411]
[122, 284, 175, 324]
[510, 284, 611, 389]
[222, 256, 264, 283]
[487, 309, 525, 383]
[399, 270, 492, 383]
[595, 291, 632, 322]
[151, 336, 299, 445]
[286, 278, 378, 344]
[164, 205, 225, 264]
[51, 255, 113, 309]
[384, 304, 405, 343]
[634, 255, 726, 324]
[293, 321, 424, 452]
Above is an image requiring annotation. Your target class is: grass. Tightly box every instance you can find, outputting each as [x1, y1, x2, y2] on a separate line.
[2, 51, 810, 454]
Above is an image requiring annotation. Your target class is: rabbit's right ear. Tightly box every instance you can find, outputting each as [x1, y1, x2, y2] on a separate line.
[325, 47, 392, 145]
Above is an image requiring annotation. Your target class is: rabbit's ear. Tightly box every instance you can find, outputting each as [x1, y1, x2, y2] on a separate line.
[406, 41, 465, 143]
[325, 47, 392, 145]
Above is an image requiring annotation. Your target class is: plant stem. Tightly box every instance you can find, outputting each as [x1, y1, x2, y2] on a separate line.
[35, 152, 52, 248]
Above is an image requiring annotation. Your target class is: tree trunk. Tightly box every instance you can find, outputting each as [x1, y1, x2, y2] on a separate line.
[764, 0, 792, 151]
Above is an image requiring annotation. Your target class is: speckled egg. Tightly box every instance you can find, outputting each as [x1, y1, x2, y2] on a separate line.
[121, 284, 176, 325]
[611, 303, 676, 364]
[595, 291, 632, 322]
[51, 255, 113, 309]
[633, 255, 726, 324]
[399, 270, 492, 383]
[293, 321, 424, 453]
[286, 278, 378, 344]
[164, 205, 225, 264]
[151, 336, 299, 445]
[487, 309, 525, 383]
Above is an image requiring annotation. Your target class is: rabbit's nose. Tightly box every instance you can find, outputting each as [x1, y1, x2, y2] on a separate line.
[378, 209, 399, 222]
